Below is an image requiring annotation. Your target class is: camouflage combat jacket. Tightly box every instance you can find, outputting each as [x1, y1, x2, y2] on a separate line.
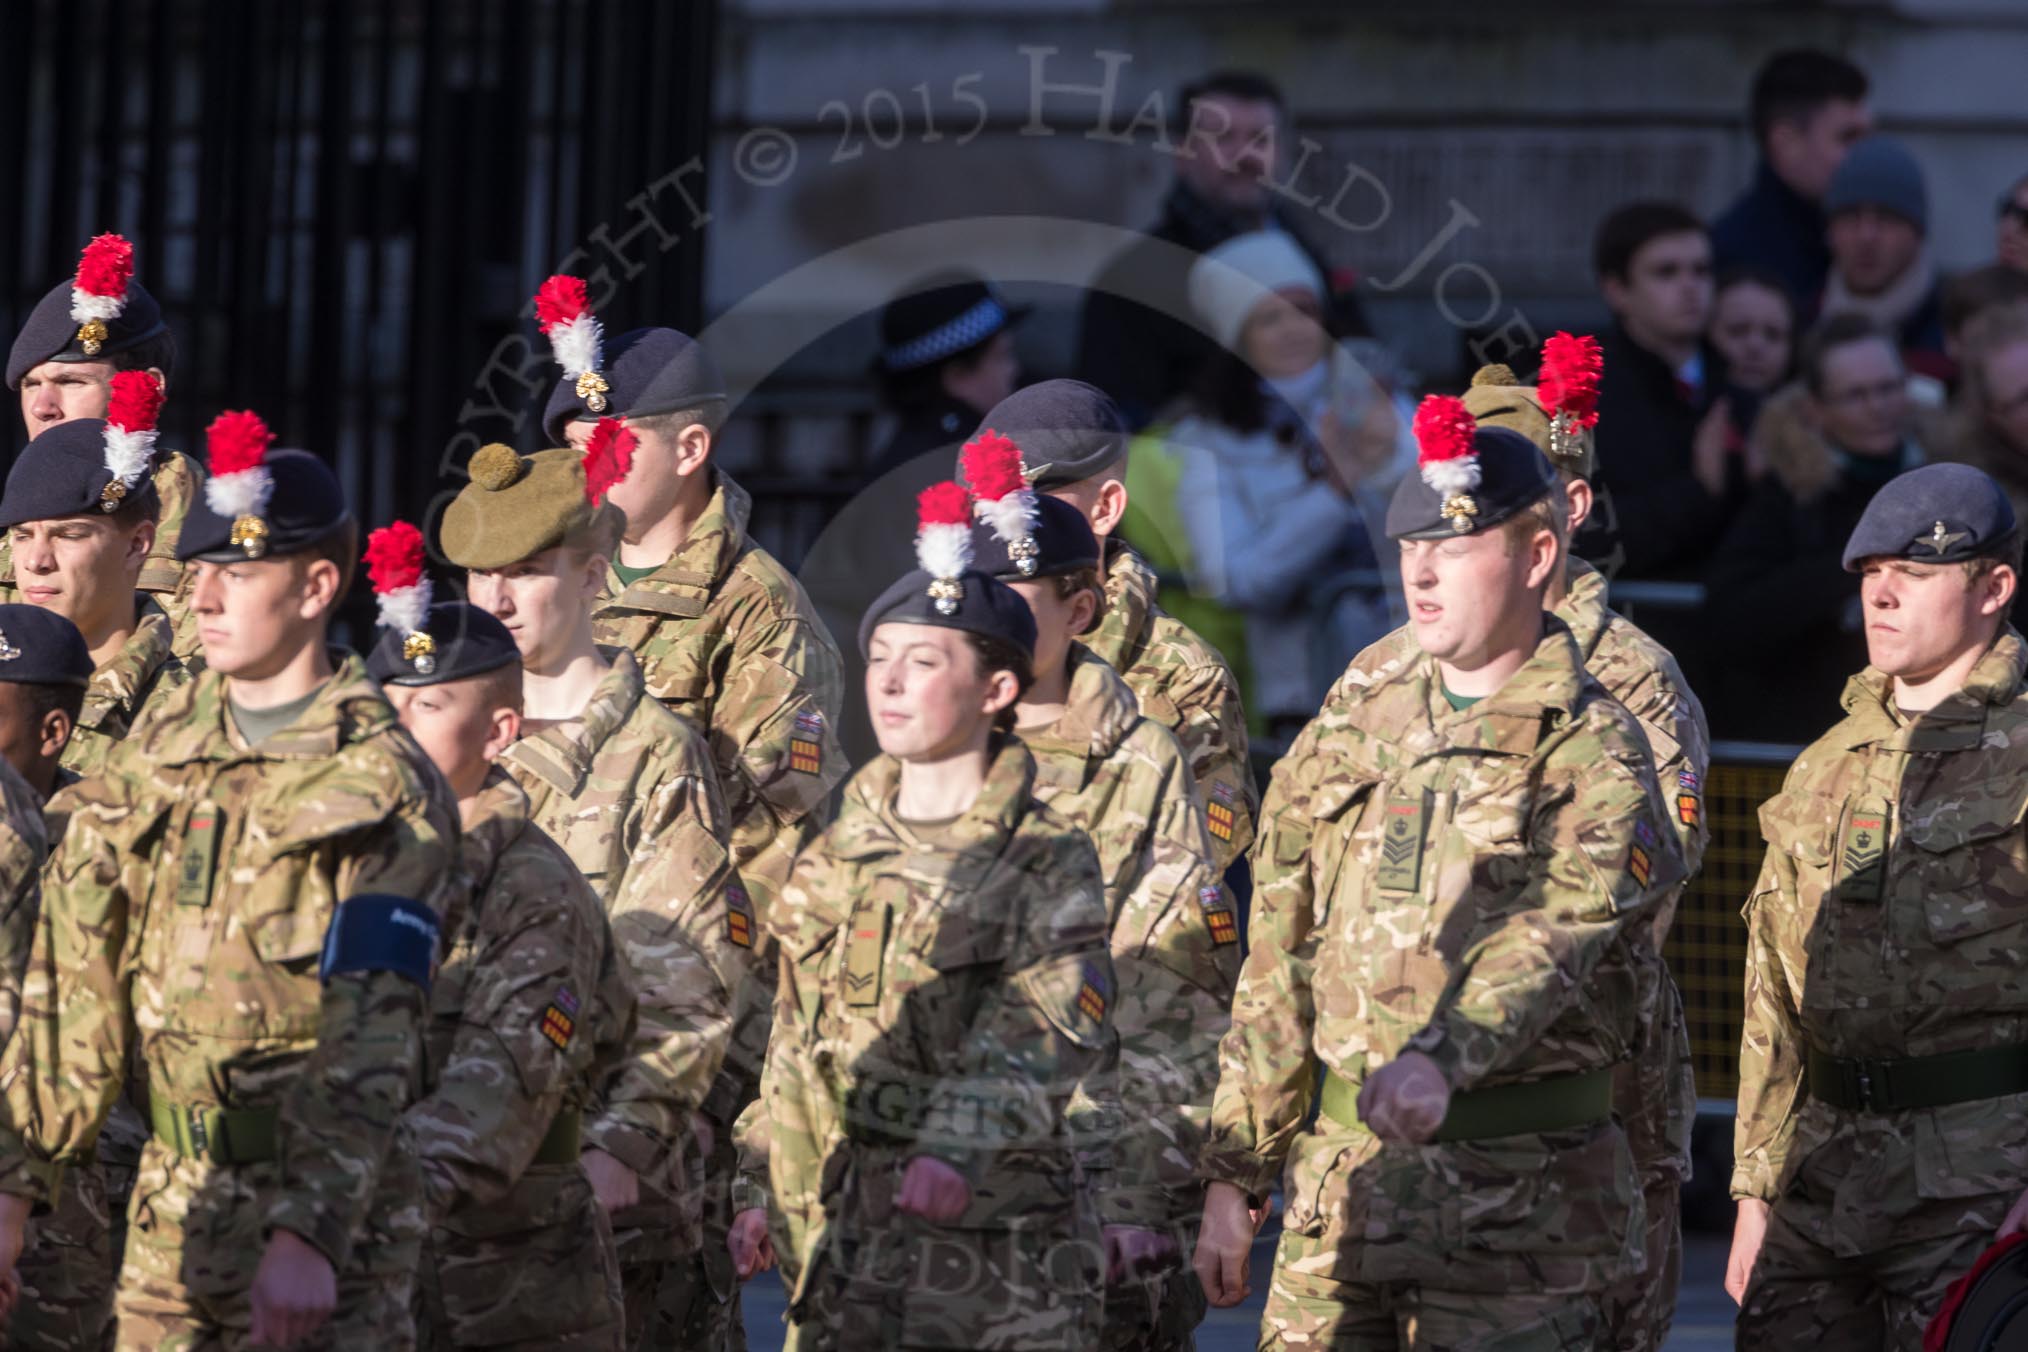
[0, 758, 47, 1055]
[410, 768, 636, 1347]
[501, 647, 748, 1191]
[593, 469, 845, 923]
[1087, 540, 1257, 872]
[0, 654, 460, 1272]
[1015, 645, 1236, 1226]
[1735, 633, 2028, 1250]
[1200, 620, 1682, 1293]
[61, 595, 193, 779]
[765, 738, 1116, 1349]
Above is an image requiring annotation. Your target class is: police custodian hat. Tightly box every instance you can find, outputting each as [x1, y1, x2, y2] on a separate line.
[0, 605, 93, 688]
[1842, 462, 2020, 571]
[368, 602, 519, 689]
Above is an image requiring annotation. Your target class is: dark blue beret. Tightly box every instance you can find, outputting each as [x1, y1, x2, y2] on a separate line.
[1842, 462, 2019, 571]
[7, 278, 169, 391]
[368, 601, 520, 688]
[964, 380, 1127, 491]
[177, 449, 352, 563]
[1386, 426, 1559, 541]
[857, 568, 1038, 662]
[0, 419, 161, 529]
[541, 326, 727, 446]
[0, 604, 93, 687]
[973, 493, 1099, 581]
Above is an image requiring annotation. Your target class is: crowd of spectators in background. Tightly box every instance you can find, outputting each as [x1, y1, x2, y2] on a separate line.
[859, 50, 2028, 751]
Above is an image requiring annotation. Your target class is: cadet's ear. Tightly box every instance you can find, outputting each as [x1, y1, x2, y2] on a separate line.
[37, 704, 72, 762]
[1564, 478, 1594, 538]
[482, 705, 521, 762]
[979, 667, 1021, 718]
[1982, 564, 2017, 618]
[1089, 479, 1129, 538]
[298, 557, 345, 620]
[673, 422, 713, 479]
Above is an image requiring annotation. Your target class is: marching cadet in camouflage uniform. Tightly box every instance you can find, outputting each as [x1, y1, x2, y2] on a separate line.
[7, 234, 203, 655]
[963, 380, 1257, 873]
[1193, 409, 1684, 1349]
[1328, 343, 1711, 1351]
[0, 608, 78, 1333]
[442, 428, 748, 1352]
[0, 404, 198, 1347]
[0, 421, 461, 1349]
[538, 284, 842, 1349]
[764, 492, 1117, 1351]
[363, 590, 637, 1352]
[961, 439, 1235, 1351]
[1728, 463, 2028, 1349]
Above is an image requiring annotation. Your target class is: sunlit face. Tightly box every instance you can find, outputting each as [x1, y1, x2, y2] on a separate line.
[1176, 93, 1283, 217]
[386, 676, 517, 800]
[1811, 337, 1910, 458]
[1829, 206, 1923, 296]
[9, 515, 153, 639]
[1710, 281, 1794, 393]
[18, 360, 114, 437]
[1398, 524, 1549, 669]
[1241, 288, 1329, 380]
[465, 547, 603, 672]
[187, 555, 331, 679]
[864, 623, 1012, 761]
[1859, 556, 2010, 681]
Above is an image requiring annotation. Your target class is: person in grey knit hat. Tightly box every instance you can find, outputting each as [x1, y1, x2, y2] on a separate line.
[1822, 135, 1949, 377]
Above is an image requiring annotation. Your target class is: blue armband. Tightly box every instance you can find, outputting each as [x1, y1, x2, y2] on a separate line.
[318, 894, 439, 991]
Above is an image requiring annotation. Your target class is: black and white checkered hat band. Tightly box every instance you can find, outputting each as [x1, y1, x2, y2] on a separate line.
[882, 297, 1009, 372]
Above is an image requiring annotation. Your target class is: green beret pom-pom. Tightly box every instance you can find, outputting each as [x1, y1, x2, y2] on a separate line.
[1472, 363, 1519, 387]
[469, 443, 525, 491]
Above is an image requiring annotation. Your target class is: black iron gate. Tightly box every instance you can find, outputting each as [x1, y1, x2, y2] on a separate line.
[0, 0, 715, 578]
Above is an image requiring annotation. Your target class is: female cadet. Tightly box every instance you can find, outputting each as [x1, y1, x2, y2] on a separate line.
[761, 482, 1119, 1352]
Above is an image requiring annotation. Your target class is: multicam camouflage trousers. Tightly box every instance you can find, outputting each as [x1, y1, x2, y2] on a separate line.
[12, 1100, 150, 1351]
[1599, 977, 1695, 1352]
[111, 1143, 423, 1351]
[1737, 1108, 2017, 1352]
[418, 1164, 623, 1351]
[1258, 1227, 1602, 1351]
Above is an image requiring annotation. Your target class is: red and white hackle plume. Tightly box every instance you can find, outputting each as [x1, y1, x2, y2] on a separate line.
[204, 409, 277, 557]
[100, 370, 164, 513]
[364, 521, 436, 673]
[1413, 393, 1482, 533]
[71, 234, 134, 357]
[581, 417, 636, 506]
[960, 429, 1039, 576]
[1538, 331, 1603, 463]
[534, 274, 609, 414]
[917, 480, 974, 615]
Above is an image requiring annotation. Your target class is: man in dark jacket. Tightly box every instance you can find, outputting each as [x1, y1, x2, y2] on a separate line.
[1586, 203, 1725, 582]
[1075, 69, 1368, 429]
[1820, 136, 1950, 382]
[1710, 49, 1872, 311]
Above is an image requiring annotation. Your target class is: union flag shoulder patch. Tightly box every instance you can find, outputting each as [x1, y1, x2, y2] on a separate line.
[1077, 963, 1109, 1022]
[789, 710, 825, 775]
[538, 997, 576, 1051]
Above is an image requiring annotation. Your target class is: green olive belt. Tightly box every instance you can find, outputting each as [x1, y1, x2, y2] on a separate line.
[1805, 1044, 2028, 1113]
[152, 1100, 582, 1168]
[1317, 1065, 1612, 1142]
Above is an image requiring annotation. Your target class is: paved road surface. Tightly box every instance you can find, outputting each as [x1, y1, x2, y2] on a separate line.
[737, 1231, 1737, 1348]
